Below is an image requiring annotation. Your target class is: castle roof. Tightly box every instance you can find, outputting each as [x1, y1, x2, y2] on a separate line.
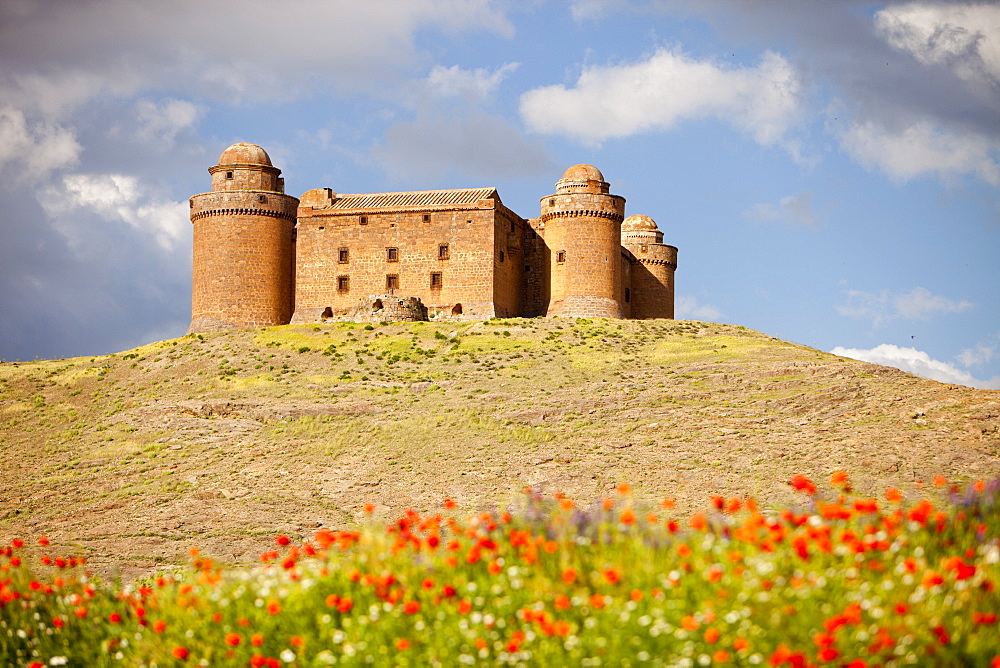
[218, 142, 272, 167]
[325, 188, 499, 211]
[622, 214, 659, 232]
[561, 164, 604, 182]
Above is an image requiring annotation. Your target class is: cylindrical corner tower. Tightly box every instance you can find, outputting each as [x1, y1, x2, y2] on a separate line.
[621, 214, 678, 319]
[188, 143, 299, 333]
[539, 165, 626, 318]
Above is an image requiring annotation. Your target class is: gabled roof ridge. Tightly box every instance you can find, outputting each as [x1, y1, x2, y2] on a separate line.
[335, 186, 496, 199]
[324, 187, 501, 211]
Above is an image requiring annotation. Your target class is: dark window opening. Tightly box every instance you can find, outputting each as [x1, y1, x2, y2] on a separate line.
[423, 214, 431, 223]
[557, 250, 566, 263]
[387, 247, 398, 262]
[360, 216, 368, 225]
[548, 198, 554, 206]
[625, 288, 631, 303]
[338, 247, 349, 263]
[430, 272, 443, 289]
[258, 194, 267, 203]
[318, 226, 325, 230]
[499, 251, 505, 262]
[337, 276, 350, 293]
[438, 244, 449, 260]
[321, 306, 333, 318]
[386, 274, 399, 291]
[525, 265, 531, 272]
[226, 171, 234, 179]
[452, 303, 463, 315]
[510, 221, 516, 233]
[373, 299, 383, 310]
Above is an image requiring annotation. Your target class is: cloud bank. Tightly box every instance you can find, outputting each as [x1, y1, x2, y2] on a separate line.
[520, 48, 801, 149]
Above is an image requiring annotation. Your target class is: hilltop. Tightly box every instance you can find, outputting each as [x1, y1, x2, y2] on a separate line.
[1, 318, 997, 580]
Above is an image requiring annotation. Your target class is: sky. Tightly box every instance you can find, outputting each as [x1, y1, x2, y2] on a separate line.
[0, 0, 997, 389]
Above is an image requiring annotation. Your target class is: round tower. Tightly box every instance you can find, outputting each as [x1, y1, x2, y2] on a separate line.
[188, 143, 299, 333]
[621, 214, 678, 319]
[539, 165, 626, 318]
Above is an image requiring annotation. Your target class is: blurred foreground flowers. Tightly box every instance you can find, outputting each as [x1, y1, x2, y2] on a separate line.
[2, 473, 999, 666]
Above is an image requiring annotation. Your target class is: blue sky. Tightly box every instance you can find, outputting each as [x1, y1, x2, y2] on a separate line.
[0, 0, 997, 389]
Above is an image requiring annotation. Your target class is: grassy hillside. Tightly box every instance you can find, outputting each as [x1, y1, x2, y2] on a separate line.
[1, 317, 998, 579]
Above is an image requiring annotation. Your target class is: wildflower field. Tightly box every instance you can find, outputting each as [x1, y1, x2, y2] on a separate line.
[2, 474, 999, 667]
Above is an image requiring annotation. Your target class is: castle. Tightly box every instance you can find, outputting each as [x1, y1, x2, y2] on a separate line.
[187, 143, 677, 332]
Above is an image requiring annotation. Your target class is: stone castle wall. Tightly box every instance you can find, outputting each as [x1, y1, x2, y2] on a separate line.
[189, 191, 297, 332]
[188, 145, 677, 333]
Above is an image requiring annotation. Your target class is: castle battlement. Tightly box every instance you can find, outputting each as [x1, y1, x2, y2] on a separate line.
[188, 144, 678, 333]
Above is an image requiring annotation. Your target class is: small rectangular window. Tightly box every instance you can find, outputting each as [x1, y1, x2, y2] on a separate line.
[423, 214, 431, 223]
[430, 272, 443, 289]
[499, 251, 505, 262]
[548, 198, 555, 207]
[386, 274, 399, 291]
[625, 288, 631, 303]
[360, 216, 368, 225]
[387, 247, 398, 262]
[338, 247, 349, 264]
[337, 276, 350, 293]
[226, 171, 234, 179]
[557, 250, 566, 263]
[510, 221, 516, 233]
[438, 244, 449, 260]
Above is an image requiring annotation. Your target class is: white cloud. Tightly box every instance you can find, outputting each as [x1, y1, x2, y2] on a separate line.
[133, 98, 202, 147]
[519, 48, 802, 149]
[39, 174, 188, 252]
[893, 286, 973, 319]
[831, 343, 1000, 390]
[675, 296, 722, 321]
[957, 343, 996, 368]
[427, 63, 519, 102]
[569, 0, 615, 22]
[876, 3, 1000, 88]
[0, 106, 80, 181]
[745, 192, 817, 226]
[837, 286, 973, 327]
[839, 119, 1000, 185]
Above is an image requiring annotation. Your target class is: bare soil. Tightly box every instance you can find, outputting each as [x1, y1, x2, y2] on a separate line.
[1, 318, 997, 581]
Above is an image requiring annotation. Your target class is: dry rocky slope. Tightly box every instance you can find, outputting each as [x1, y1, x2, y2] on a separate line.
[1, 318, 998, 580]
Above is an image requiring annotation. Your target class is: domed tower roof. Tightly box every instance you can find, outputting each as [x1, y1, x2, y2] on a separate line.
[622, 214, 659, 233]
[562, 164, 604, 182]
[555, 164, 610, 195]
[621, 214, 664, 245]
[218, 142, 273, 167]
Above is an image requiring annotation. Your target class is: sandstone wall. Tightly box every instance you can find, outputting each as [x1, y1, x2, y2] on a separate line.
[189, 190, 298, 332]
[293, 204, 506, 323]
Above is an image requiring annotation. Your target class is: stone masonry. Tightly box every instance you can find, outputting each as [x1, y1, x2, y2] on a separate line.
[188, 143, 677, 332]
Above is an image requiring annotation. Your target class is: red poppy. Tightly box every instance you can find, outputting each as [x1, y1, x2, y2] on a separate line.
[172, 646, 189, 660]
[789, 475, 817, 494]
[225, 632, 240, 646]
